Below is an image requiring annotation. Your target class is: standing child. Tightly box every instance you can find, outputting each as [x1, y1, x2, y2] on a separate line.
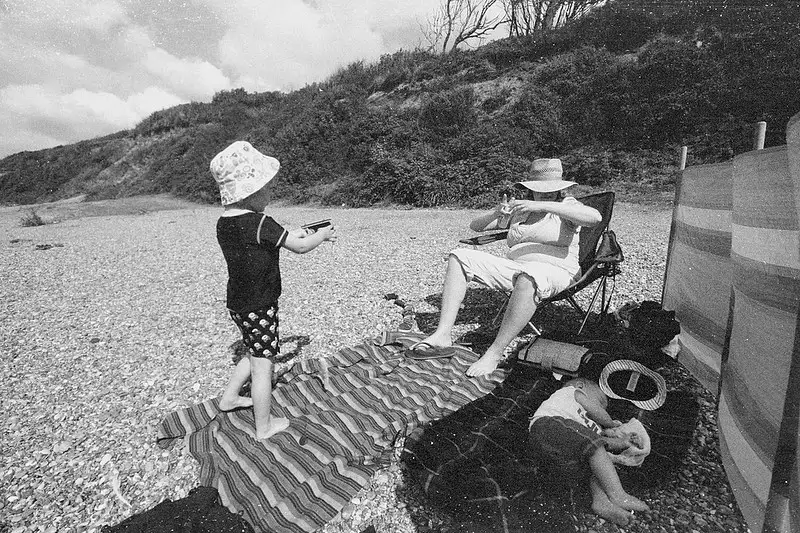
[210, 141, 337, 440]
[529, 377, 649, 526]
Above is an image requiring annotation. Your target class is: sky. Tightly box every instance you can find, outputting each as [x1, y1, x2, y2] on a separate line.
[0, 0, 445, 158]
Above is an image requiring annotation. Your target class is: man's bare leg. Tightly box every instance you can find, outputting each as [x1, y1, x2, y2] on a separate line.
[417, 255, 468, 348]
[467, 273, 537, 377]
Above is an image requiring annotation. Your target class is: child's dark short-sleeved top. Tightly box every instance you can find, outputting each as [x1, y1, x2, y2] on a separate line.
[216, 211, 288, 313]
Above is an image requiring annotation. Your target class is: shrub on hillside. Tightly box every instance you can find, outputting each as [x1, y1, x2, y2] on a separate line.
[568, 1, 661, 52]
[625, 36, 725, 147]
[418, 86, 477, 138]
[325, 142, 443, 206]
[560, 146, 677, 189]
[538, 52, 635, 146]
[532, 46, 617, 99]
[328, 61, 376, 93]
[133, 102, 219, 136]
[138, 125, 231, 203]
[371, 50, 433, 92]
[499, 85, 562, 157]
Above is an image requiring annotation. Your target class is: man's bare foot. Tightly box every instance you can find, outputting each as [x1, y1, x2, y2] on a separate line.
[219, 395, 253, 411]
[256, 417, 290, 440]
[592, 497, 632, 526]
[414, 333, 452, 350]
[466, 352, 503, 377]
[609, 492, 650, 512]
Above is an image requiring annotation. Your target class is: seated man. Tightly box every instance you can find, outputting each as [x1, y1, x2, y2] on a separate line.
[413, 158, 601, 377]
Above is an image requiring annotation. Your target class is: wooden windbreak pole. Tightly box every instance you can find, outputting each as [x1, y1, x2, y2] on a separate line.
[754, 121, 767, 150]
[663, 145, 688, 303]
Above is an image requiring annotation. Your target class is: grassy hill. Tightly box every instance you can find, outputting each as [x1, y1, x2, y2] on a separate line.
[2, 0, 799, 208]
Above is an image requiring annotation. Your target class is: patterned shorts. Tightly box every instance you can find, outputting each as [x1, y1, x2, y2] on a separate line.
[229, 304, 280, 361]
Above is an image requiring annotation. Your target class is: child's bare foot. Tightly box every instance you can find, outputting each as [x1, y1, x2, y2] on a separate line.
[256, 417, 290, 440]
[466, 351, 503, 377]
[219, 395, 253, 411]
[592, 497, 632, 526]
[609, 492, 650, 512]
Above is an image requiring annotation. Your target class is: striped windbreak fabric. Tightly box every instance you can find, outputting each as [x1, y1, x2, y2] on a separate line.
[662, 160, 732, 394]
[157, 336, 502, 533]
[662, 111, 800, 533]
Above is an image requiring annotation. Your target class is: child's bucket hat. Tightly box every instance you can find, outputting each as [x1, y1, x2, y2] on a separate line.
[516, 158, 576, 193]
[210, 141, 280, 205]
[599, 359, 667, 411]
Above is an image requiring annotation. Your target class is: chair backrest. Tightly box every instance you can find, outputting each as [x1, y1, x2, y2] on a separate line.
[574, 191, 615, 272]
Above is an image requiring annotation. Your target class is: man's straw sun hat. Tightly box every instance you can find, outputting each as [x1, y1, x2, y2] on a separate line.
[516, 158, 576, 193]
[210, 141, 280, 205]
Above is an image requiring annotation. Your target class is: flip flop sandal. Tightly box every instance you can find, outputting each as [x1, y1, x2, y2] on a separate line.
[405, 341, 457, 360]
[372, 330, 421, 347]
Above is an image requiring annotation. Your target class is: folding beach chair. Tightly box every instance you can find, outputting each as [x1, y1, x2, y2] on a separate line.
[458, 191, 621, 335]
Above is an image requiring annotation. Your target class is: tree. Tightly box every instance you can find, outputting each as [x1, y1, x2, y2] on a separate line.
[423, 0, 506, 54]
[501, 0, 604, 36]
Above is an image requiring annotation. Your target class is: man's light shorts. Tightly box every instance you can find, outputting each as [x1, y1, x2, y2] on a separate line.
[450, 248, 575, 300]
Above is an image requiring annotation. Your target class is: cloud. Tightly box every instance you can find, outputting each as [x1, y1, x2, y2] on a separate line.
[74, 0, 129, 33]
[0, 84, 184, 154]
[204, 0, 431, 91]
[143, 48, 231, 99]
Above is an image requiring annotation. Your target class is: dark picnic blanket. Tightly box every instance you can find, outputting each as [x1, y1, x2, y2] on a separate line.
[401, 364, 580, 533]
[400, 353, 701, 533]
[156, 334, 505, 533]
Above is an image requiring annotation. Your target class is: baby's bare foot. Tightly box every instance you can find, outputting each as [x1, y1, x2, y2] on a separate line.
[466, 353, 503, 377]
[256, 417, 290, 440]
[219, 395, 253, 411]
[609, 492, 649, 512]
[592, 497, 632, 526]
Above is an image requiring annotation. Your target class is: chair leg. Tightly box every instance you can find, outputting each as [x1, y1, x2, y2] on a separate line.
[565, 296, 585, 316]
[492, 295, 509, 326]
[578, 276, 608, 334]
[525, 320, 543, 337]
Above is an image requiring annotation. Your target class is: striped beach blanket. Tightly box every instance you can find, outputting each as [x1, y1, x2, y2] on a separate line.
[156, 334, 504, 533]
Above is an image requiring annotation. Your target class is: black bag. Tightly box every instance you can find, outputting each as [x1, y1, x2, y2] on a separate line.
[595, 229, 624, 263]
[628, 301, 681, 351]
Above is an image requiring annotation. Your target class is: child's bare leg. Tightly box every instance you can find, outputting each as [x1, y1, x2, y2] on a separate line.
[250, 356, 289, 439]
[589, 447, 649, 512]
[220, 357, 254, 411]
[589, 476, 632, 526]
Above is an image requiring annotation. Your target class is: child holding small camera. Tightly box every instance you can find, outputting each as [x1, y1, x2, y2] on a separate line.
[529, 377, 649, 526]
[210, 141, 336, 440]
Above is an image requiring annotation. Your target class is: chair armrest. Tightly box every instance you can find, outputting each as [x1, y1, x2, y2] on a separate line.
[459, 231, 508, 246]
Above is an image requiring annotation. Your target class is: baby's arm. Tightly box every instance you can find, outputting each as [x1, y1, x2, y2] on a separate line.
[283, 224, 337, 254]
[575, 388, 620, 429]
